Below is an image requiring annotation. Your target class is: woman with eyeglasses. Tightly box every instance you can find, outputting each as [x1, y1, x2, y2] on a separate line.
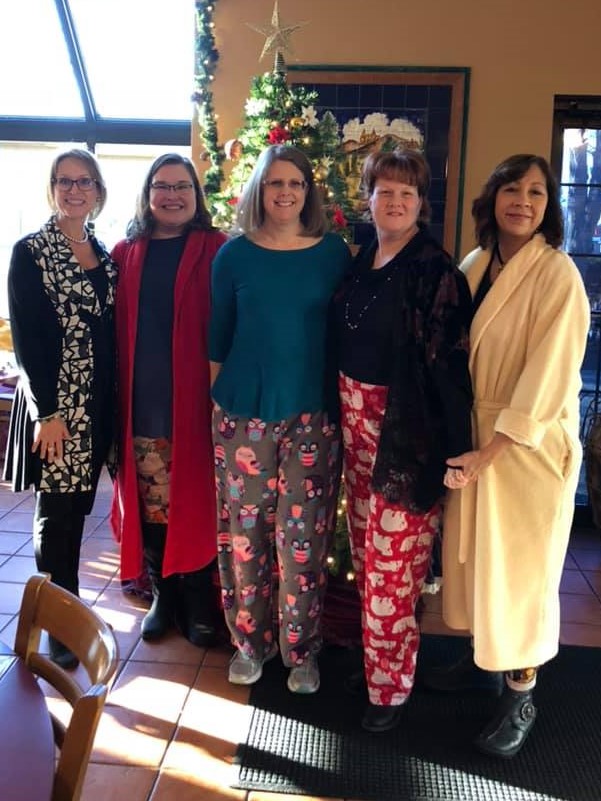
[111, 153, 227, 648]
[210, 144, 352, 694]
[4, 149, 116, 669]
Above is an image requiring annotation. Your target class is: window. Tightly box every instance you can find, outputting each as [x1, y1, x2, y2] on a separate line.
[551, 96, 601, 506]
[0, 0, 195, 317]
[0, 2, 83, 118]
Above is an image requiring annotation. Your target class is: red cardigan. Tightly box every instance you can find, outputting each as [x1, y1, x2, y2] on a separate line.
[110, 230, 227, 579]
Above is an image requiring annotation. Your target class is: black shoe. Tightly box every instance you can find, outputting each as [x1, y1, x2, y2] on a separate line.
[361, 702, 404, 733]
[474, 687, 537, 758]
[48, 635, 79, 671]
[344, 669, 367, 696]
[179, 567, 218, 648]
[186, 621, 217, 648]
[419, 648, 503, 696]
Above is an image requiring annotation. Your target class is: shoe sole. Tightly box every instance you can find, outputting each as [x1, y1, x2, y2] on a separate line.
[141, 628, 170, 642]
[287, 677, 320, 694]
[361, 708, 404, 733]
[474, 737, 529, 759]
[228, 644, 278, 685]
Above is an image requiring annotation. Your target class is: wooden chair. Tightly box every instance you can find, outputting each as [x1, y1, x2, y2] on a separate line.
[14, 572, 119, 801]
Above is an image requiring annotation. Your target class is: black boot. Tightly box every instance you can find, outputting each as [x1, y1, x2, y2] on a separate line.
[48, 635, 79, 671]
[141, 523, 176, 641]
[419, 647, 503, 696]
[361, 702, 404, 733]
[179, 564, 218, 648]
[141, 573, 178, 640]
[344, 669, 367, 696]
[474, 686, 537, 758]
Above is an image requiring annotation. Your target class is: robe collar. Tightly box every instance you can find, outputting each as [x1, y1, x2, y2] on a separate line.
[467, 233, 550, 360]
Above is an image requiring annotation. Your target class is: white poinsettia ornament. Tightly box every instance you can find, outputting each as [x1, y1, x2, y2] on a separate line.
[245, 97, 269, 116]
[302, 105, 319, 127]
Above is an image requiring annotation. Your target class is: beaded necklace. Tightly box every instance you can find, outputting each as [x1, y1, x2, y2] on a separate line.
[60, 227, 89, 244]
[343, 261, 400, 331]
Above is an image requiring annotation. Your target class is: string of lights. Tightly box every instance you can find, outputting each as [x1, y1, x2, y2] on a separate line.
[192, 1, 224, 198]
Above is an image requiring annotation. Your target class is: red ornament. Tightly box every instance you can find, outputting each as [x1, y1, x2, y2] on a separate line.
[267, 125, 291, 145]
[227, 196, 239, 206]
[332, 205, 347, 229]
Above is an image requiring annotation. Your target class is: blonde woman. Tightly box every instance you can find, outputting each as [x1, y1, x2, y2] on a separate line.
[4, 149, 116, 669]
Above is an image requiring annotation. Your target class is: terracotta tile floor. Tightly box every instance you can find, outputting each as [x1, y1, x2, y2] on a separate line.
[1, 470, 600, 800]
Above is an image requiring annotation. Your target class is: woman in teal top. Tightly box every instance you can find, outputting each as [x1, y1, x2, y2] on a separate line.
[210, 144, 351, 695]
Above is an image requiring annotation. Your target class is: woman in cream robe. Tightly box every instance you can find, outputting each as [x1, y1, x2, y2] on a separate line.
[441, 154, 589, 759]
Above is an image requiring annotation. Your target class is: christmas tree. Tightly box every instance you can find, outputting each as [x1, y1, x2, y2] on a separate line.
[207, 64, 352, 240]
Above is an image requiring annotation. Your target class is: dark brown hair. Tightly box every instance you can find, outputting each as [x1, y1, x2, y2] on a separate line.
[127, 153, 215, 239]
[361, 149, 431, 223]
[472, 154, 563, 249]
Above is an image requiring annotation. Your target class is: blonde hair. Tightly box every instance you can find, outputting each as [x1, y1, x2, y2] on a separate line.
[47, 149, 107, 220]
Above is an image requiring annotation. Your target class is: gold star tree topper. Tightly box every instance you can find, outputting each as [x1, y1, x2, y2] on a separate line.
[247, 1, 308, 64]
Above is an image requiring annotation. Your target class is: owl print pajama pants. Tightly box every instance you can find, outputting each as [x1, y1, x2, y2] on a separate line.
[339, 373, 441, 707]
[212, 407, 341, 667]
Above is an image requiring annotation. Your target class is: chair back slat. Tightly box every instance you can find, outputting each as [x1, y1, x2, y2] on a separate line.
[14, 573, 119, 801]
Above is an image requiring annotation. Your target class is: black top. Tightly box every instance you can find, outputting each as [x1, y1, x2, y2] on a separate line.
[81, 263, 113, 399]
[336, 256, 402, 385]
[472, 257, 494, 313]
[132, 235, 186, 438]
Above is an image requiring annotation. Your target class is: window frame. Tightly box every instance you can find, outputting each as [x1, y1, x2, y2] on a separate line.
[0, 0, 191, 149]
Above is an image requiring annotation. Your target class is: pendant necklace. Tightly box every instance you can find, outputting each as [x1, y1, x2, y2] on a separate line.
[344, 260, 399, 331]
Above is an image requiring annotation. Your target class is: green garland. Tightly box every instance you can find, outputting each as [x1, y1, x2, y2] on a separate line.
[193, 1, 224, 198]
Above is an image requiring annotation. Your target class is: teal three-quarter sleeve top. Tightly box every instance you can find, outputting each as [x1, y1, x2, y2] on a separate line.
[209, 232, 351, 422]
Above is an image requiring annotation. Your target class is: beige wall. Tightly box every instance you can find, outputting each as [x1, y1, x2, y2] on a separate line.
[209, 0, 599, 256]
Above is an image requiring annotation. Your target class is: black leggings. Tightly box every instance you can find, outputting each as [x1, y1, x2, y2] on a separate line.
[33, 498, 85, 596]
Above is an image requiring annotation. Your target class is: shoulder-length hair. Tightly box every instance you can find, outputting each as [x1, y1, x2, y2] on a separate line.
[236, 144, 327, 237]
[127, 153, 215, 240]
[472, 154, 563, 249]
[47, 148, 107, 221]
[361, 148, 431, 223]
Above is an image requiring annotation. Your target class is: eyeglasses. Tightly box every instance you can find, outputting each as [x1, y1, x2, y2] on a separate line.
[53, 177, 98, 192]
[263, 179, 307, 191]
[150, 181, 194, 193]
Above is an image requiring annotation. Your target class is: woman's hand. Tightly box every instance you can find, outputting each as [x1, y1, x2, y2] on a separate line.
[443, 466, 470, 489]
[445, 432, 512, 487]
[32, 416, 71, 463]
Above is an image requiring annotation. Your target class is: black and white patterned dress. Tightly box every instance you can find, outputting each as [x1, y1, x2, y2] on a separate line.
[3, 217, 117, 514]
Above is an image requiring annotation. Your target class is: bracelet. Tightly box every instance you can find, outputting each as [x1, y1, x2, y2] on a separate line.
[37, 411, 62, 423]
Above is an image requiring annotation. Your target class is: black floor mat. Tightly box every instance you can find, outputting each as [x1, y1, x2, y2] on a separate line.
[234, 634, 601, 800]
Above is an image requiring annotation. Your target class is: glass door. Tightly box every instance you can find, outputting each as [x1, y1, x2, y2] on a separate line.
[552, 99, 601, 506]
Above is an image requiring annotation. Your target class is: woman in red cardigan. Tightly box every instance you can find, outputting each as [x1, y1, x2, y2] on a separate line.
[111, 153, 226, 646]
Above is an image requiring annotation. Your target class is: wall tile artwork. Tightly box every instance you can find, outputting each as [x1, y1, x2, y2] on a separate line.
[289, 66, 470, 256]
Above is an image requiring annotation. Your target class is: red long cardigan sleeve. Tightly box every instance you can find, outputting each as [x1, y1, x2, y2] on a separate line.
[110, 229, 227, 578]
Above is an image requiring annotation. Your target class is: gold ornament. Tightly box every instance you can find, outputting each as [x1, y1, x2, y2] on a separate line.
[246, 1, 308, 64]
[289, 117, 304, 128]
